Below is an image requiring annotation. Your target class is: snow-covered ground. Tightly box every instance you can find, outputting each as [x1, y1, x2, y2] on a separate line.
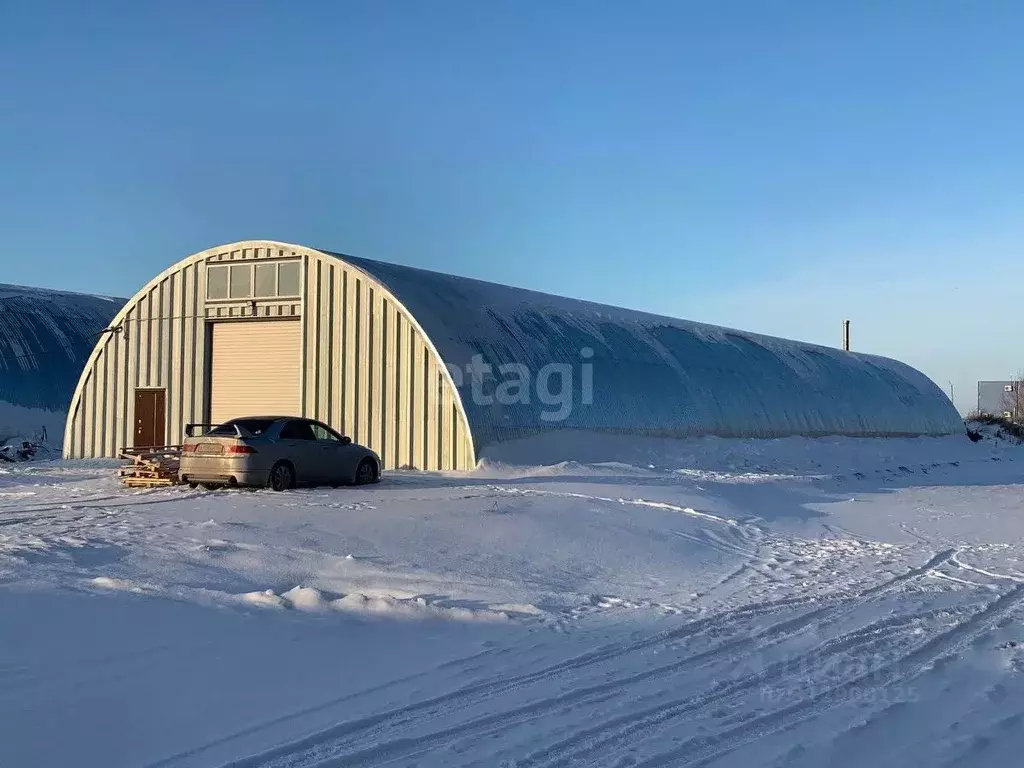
[2, 430, 1023, 767]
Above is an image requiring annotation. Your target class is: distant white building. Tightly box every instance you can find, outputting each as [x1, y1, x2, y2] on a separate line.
[977, 380, 1020, 420]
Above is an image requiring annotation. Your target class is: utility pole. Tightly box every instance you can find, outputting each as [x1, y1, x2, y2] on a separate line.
[842, 319, 850, 351]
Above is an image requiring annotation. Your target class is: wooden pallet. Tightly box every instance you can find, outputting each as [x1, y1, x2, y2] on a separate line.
[118, 446, 182, 488]
[121, 475, 177, 488]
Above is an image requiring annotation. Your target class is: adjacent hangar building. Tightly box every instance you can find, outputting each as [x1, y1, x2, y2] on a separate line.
[64, 240, 963, 466]
[1, 283, 124, 442]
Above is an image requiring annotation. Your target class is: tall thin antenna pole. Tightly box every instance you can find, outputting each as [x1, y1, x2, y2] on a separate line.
[842, 319, 850, 351]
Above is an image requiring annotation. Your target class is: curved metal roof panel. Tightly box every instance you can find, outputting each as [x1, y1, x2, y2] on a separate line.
[0, 283, 124, 414]
[329, 251, 963, 448]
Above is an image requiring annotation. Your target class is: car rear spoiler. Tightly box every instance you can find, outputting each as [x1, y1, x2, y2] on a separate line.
[184, 423, 226, 438]
[184, 423, 261, 438]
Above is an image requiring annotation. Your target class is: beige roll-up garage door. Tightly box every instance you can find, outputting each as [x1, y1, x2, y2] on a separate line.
[209, 320, 301, 425]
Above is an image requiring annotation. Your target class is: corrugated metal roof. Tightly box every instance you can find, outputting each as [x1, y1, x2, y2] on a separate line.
[0, 284, 125, 413]
[329, 251, 964, 447]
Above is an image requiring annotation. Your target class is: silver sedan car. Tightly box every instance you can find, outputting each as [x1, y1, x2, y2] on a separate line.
[179, 416, 381, 491]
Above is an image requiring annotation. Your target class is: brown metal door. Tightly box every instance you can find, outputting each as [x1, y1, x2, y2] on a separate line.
[134, 389, 166, 448]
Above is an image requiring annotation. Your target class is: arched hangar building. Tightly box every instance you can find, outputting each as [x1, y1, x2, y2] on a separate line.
[64, 240, 963, 466]
[1, 283, 124, 442]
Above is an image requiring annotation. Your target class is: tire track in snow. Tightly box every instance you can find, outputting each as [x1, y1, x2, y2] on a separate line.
[215, 599, 803, 768]
[670, 528, 759, 559]
[490, 486, 743, 528]
[220, 550, 954, 768]
[509, 548, 956, 766]
[305, 601, 947, 768]
[145, 646, 508, 768]
[637, 582, 1024, 768]
[859, 548, 954, 597]
[0, 491, 207, 518]
[949, 552, 1024, 584]
[518, 607, 954, 768]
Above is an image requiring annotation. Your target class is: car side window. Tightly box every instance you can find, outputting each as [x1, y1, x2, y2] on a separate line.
[280, 420, 316, 441]
[309, 422, 341, 442]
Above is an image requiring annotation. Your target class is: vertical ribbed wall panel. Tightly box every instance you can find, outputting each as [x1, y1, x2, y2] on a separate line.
[302, 262, 317, 418]
[368, 289, 381, 463]
[191, 266, 207, 428]
[397, 312, 411, 468]
[318, 260, 330, 417]
[298, 254, 309, 415]
[181, 265, 198, 429]
[134, 301, 144, 394]
[146, 292, 155, 381]
[96, 345, 108, 455]
[332, 266, 345, 434]
[160, 278, 171, 394]
[426, 349, 439, 471]
[356, 279, 370, 446]
[322, 265, 334, 425]
[374, 296, 386, 466]
[117, 306, 130, 452]
[412, 335, 425, 469]
[157, 279, 170, 387]
[384, 301, 398, 469]
[343, 272, 357, 441]
[121, 305, 138, 455]
[81, 370, 95, 458]
[441, 374, 453, 470]
[168, 272, 182, 443]
[108, 326, 122, 457]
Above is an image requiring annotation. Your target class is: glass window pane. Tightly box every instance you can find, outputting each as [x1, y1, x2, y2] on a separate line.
[254, 263, 277, 297]
[229, 264, 252, 298]
[207, 266, 228, 300]
[278, 262, 301, 296]
[280, 420, 315, 440]
[310, 422, 340, 442]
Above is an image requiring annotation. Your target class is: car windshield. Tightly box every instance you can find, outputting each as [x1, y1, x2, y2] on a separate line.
[207, 418, 275, 436]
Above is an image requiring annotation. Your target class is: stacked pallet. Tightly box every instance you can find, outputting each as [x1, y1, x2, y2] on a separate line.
[118, 446, 182, 488]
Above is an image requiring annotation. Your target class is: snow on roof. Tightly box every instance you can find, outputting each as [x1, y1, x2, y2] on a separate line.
[0, 283, 125, 413]
[329, 251, 964, 445]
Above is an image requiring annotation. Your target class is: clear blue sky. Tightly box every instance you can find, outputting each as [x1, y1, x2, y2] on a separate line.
[2, 1, 1022, 413]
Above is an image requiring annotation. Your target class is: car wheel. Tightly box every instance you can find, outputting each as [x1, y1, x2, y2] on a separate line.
[201, 483, 222, 491]
[268, 461, 295, 492]
[188, 482, 199, 489]
[355, 458, 378, 485]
